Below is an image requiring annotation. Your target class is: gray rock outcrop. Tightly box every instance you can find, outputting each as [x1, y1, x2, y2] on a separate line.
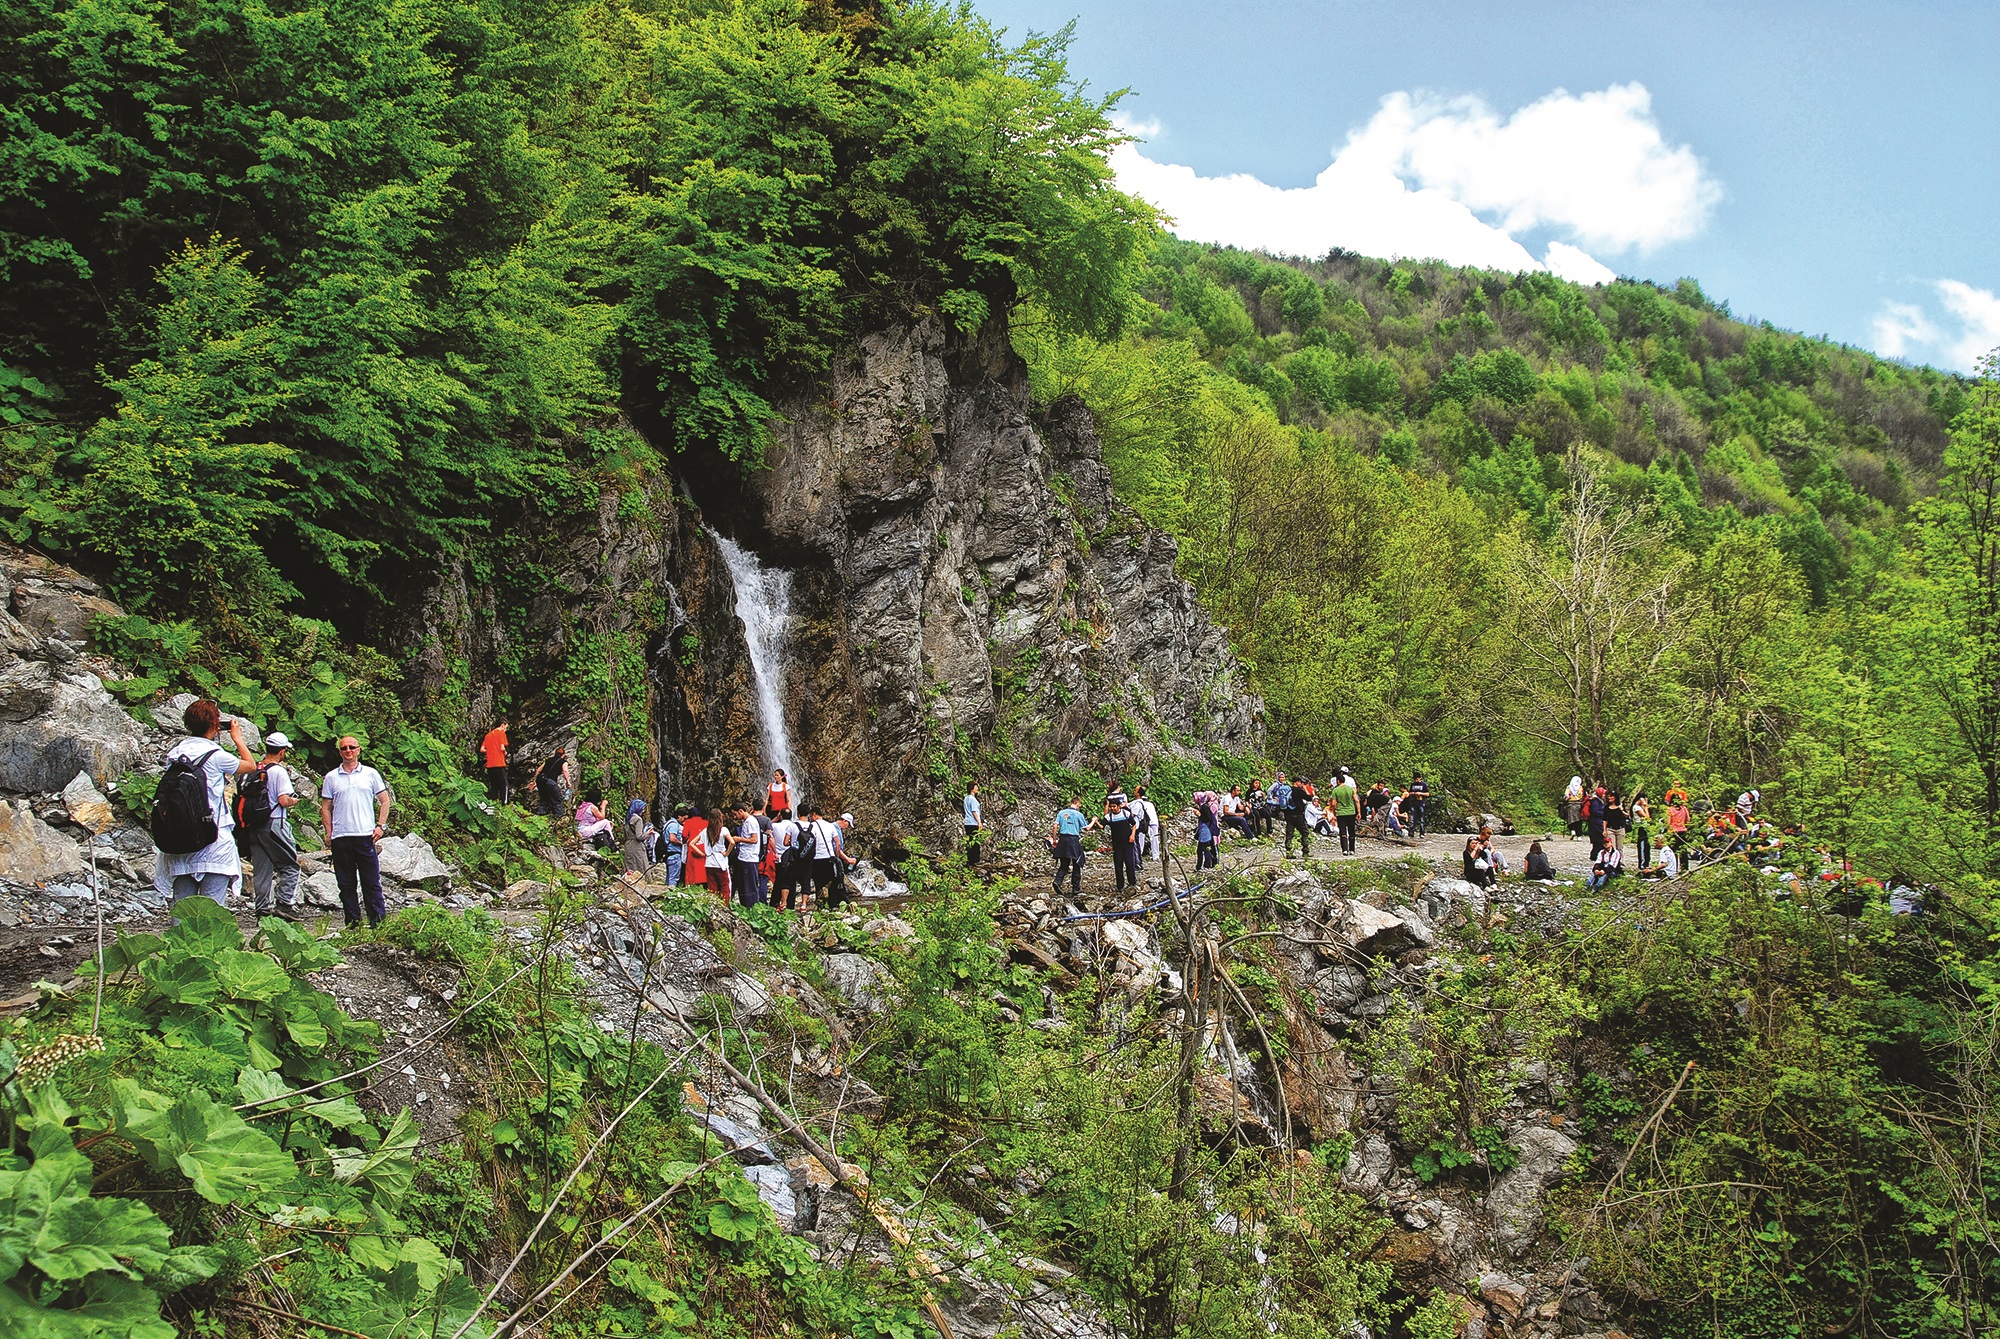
[0, 799, 87, 885]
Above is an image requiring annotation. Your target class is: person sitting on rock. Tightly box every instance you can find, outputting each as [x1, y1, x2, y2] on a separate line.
[575, 793, 616, 850]
[1523, 840, 1553, 881]
[1479, 826, 1509, 879]
[1463, 834, 1496, 888]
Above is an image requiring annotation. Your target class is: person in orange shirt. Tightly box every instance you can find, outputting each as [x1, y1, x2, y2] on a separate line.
[480, 720, 510, 804]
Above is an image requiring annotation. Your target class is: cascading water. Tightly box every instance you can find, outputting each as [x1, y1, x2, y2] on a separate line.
[711, 529, 798, 787]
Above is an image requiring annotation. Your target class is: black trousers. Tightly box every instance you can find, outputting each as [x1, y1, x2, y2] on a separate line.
[963, 826, 981, 868]
[1335, 814, 1357, 854]
[1053, 834, 1083, 896]
[1283, 812, 1311, 856]
[1111, 838, 1137, 889]
[1588, 824, 1605, 858]
[485, 766, 509, 804]
[331, 835, 386, 927]
[1410, 798, 1427, 835]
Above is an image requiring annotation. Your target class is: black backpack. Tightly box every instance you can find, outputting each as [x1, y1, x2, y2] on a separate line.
[233, 764, 275, 835]
[151, 745, 221, 855]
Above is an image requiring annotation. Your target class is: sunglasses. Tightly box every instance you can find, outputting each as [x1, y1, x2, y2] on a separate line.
[338, 744, 360, 752]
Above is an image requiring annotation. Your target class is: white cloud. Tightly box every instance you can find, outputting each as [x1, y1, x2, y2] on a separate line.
[1544, 241, 1617, 287]
[1871, 280, 2000, 372]
[1111, 83, 1721, 285]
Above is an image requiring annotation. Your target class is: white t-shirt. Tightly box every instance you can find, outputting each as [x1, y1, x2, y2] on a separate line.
[322, 763, 389, 839]
[1221, 794, 1242, 816]
[735, 817, 761, 862]
[810, 820, 841, 860]
[773, 818, 799, 857]
[1658, 846, 1680, 877]
[703, 826, 729, 869]
[153, 737, 243, 890]
[265, 763, 295, 836]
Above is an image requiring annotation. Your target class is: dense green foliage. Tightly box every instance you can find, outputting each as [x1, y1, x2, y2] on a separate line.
[1016, 241, 1999, 878]
[0, 0, 1144, 637]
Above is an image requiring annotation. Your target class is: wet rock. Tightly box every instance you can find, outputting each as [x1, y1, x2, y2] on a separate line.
[61, 772, 116, 835]
[1486, 1123, 1580, 1252]
[376, 833, 451, 888]
[0, 800, 85, 884]
[822, 953, 889, 1012]
[743, 1163, 799, 1229]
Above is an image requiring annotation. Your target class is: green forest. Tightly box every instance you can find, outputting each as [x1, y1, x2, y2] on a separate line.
[1, 0, 1997, 1336]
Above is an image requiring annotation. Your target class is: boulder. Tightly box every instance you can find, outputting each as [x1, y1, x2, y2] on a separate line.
[1419, 875, 1484, 923]
[1332, 899, 1433, 956]
[1478, 1269, 1530, 1319]
[0, 668, 149, 791]
[375, 833, 451, 888]
[1342, 1133, 1394, 1196]
[61, 772, 116, 835]
[302, 871, 344, 908]
[7, 575, 119, 645]
[1485, 1123, 1580, 1252]
[0, 800, 86, 884]
[822, 953, 889, 1012]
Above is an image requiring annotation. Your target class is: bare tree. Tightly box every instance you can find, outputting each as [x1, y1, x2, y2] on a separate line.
[1500, 448, 1682, 780]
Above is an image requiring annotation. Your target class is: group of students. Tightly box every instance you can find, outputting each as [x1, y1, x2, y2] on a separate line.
[1190, 769, 1434, 865]
[603, 770, 861, 911]
[482, 719, 866, 915]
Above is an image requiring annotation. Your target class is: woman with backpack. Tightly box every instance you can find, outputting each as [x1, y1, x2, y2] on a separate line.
[152, 700, 261, 910]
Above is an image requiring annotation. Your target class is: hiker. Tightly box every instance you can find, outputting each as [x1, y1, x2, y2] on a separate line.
[732, 803, 764, 907]
[1583, 786, 1608, 857]
[1563, 775, 1585, 839]
[623, 799, 655, 876]
[532, 748, 570, 818]
[576, 793, 616, 849]
[320, 735, 393, 929]
[1192, 792, 1220, 871]
[1282, 777, 1312, 858]
[1382, 790, 1408, 839]
[682, 809, 708, 888]
[1329, 772, 1360, 855]
[153, 700, 261, 910]
[767, 769, 793, 821]
[1267, 774, 1292, 834]
[1132, 784, 1160, 864]
[1364, 781, 1390, 832]
[1408, 771, 1431, 836]
[1736, 788, 1760, 824]
[1523, 840, 1553, 880]
[1642, 842, 1680, 880]
[663, 807, 687, 885]
[807, 807, 855, 908]
[1051, 797, 1092, 897]
[756, 799, 778, 901]
[1221, 787, 1251, 838]
[480, 719, 510, 804]
[962, 782, 983, 868]
[697, 807, 732, 903]
[1247, 785, 1271, 837]
[1586, 842, 1624, 891]
[771, 808, 802, 909]
[1463, 834, 1496, 888]
[1105, 791, 1140, 892]
[242, 731, 304, 920]
[1630, 790, 1653, 870]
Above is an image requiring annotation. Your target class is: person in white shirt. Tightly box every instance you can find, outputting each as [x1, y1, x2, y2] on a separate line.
[154, 700, 260, 910]
[318, 735, 393, 928]
[771, 808, 802, 909]
[1131, 785, 1160, 862]
[962, 783, 983, 868]
[246, 731, 305, 919]
[732, 804, 765, 907]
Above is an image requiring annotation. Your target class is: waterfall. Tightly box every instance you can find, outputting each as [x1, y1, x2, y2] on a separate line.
[711, 530, 798, 787]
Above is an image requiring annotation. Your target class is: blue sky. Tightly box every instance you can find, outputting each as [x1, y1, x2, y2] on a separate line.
[977, 0, 1999, 371]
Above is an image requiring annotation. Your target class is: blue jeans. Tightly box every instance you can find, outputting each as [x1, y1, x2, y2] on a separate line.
[172, 872, 231, 907]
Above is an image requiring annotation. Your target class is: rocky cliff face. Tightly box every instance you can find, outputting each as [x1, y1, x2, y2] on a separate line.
[704, 318, 1259, 836]
[399, 318, 1259, 846]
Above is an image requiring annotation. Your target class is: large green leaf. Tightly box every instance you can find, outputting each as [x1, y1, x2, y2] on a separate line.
[115, 1086, 295, 1205]
[236, 1069, 369, 1132]
[330, 1109, 420, 1208]
[214, 949, 289, 1002]
[138, 957, 217, 1009]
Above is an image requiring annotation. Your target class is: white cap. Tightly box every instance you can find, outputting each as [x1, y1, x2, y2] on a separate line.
[265, 732, 293, 749]
[840, 812, 854, 824]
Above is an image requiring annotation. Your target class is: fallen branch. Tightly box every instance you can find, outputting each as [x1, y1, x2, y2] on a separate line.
[1597, 1059, 1696, 1212]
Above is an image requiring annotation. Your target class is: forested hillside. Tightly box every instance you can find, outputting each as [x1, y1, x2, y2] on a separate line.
[1015, 239, 1995, 879]
[0, 1, 1997, 1337]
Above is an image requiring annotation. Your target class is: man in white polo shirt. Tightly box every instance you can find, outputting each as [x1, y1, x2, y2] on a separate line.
[318, 734, 393, 928]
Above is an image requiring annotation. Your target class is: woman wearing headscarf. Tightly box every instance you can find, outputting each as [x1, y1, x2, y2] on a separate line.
[1563, 775, 1585, 840]
[623, 799, 655, 875]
